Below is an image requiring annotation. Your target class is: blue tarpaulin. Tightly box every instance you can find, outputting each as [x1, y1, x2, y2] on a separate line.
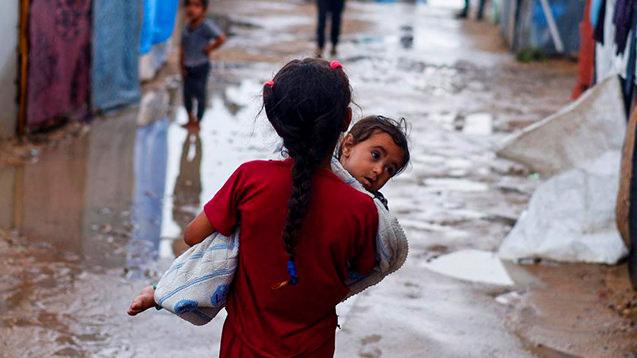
[499, 0, 584, 56]
[521, 0, 583, 55]
[92, 0, 141, 111]
[140, 0, 179, 55]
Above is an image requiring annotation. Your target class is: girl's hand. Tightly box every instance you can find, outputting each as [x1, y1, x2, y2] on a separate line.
[184, 211, 215, 246]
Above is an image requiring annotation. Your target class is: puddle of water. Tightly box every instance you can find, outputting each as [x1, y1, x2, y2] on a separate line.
[0, 76, 272, 272]
[495, 291, 523, 306]
[460, 112, 494, 135]
[424, 177, 489, 192]
[423, 249, 514, 286]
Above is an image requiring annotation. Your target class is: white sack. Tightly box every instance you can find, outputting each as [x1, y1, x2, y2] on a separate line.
[499, 151, 628, 264]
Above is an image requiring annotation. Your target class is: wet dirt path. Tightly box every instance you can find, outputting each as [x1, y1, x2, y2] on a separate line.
[1, 0, 635, 357]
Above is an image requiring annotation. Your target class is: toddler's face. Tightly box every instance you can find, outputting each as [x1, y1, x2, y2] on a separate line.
[340, 131, 405, 192]
[186, 1, 205, 19]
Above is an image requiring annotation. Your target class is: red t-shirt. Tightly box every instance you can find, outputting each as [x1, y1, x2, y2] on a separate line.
[204, 159, 378, 357]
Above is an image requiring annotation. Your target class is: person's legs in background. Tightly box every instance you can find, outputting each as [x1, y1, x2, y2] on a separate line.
[477, 0, 486, 20]
[316, 0, 329, 57]
[193, 63, 211, 123]
[456, 0, 469, 19]
[329, 0, 345, 56]
[183, 71, 196, 124]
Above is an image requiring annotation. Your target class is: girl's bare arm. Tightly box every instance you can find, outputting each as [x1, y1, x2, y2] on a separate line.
[184, 211, 215, 246]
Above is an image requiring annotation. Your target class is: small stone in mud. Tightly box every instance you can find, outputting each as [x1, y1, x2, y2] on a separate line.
[426, 244, 448, 253]
[100, 224, 113, 234]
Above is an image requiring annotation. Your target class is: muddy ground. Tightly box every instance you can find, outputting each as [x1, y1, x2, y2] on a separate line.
[1, 0, 636, 357]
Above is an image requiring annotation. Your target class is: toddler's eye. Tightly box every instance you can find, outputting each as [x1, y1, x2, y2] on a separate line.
[371, 151, 380, 160]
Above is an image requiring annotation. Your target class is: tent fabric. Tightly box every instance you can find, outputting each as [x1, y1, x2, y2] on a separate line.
[525, 0, 584, 55]
[27, 0, 91, 129]
[92, 0, 142, 111]
[616, 105, 637, 288]
[140, 0, 179, 55]
[617, 106, 637, 249]
[500, 0, 584, 56]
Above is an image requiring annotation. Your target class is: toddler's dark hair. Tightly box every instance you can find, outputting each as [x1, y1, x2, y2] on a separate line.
[263, 58, 351, 285]
[339, 115, 410, 174]
[184, 0, 208, 8]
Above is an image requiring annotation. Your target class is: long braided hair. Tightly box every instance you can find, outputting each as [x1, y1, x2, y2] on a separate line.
[263, 58, 352, 287]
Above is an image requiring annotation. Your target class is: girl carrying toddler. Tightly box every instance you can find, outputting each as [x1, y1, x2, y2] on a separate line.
[129, 58, 410, 357]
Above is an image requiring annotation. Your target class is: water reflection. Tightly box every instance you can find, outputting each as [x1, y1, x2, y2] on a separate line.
[400, 25, 414, 49]
[0, 76, 272, 280]
[0, 96, 171, 273]
[170, 131, 203, 256]
[81, 111, 137, 269]
[127, 117, 169, 278]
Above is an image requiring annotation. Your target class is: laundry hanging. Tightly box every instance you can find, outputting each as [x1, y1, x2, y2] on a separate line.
[622, 2, 637, 114]
[594, 0, 607, 44]
[613, 0, 635, 55]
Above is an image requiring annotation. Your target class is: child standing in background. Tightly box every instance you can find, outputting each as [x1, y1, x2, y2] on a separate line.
[181, 0, 226, 129]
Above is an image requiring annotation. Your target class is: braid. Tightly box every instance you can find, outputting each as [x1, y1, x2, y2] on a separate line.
[262, 58, 352, 288]
[283, 146, 317, 264]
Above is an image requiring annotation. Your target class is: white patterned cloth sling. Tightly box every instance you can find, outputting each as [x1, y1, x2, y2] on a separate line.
[154, 159, 409, 325]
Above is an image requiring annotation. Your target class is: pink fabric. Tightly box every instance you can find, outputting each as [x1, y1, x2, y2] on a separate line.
[27, 0, 91, 129]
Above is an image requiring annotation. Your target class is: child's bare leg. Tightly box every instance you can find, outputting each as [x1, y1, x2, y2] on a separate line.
[182, 113, 197, 128]
[127, 285, 157, 316]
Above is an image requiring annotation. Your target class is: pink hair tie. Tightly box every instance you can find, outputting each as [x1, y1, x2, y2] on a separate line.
[329, 60, 342, 70]
[264, 80, 274, 88]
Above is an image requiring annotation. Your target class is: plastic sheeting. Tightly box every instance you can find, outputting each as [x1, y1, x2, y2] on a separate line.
[140, 0, 179, 55]
[27, 0, 91, 129]
[92, 0, 142, 111]
[497, 77, 628, 264]
[499, 151, 628, 264]
[497, 76, 626, 176]
[500, 0, 584, 56]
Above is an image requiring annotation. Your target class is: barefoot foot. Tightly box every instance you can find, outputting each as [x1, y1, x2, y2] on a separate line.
[127, 285, 157, 316]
